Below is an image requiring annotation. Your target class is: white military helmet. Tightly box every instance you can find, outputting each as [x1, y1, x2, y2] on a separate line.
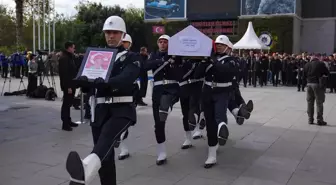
[102, 16, 126, 33]
[228, 41, 233, 49]
[215, 35, 230, 46]
[122, 34, 132, 43]
[157, 34, 170, 42]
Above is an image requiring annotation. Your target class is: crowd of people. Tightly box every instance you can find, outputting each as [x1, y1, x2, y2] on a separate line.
[232, 52, 336, 93]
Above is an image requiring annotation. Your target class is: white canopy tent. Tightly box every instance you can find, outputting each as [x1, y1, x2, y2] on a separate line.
[233, 21, 270, 50]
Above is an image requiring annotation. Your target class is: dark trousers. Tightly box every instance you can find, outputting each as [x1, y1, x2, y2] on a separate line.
[91, 117, 133, 185]
[138, 73, 148, 99]
[248, 70, 253, 85]
[252, 71, 257, 87]
[262, 71, 268, 85]
[228, 88, 245, 112]
[1, 66, 8, 78]
[61, 89, 75, 124]
[180, 83, 202, 131]
[306, 84, 325, 123]
[84, 93, 91, 119]
[272, 71, 279, 86]
[27, 73, 37, 96]
[281, 71, 287, 85]
[152, 86, 179, 144]
[297, 75, 305, 91]
[203, 89, 229, 147]
[241, 71, 248, 87]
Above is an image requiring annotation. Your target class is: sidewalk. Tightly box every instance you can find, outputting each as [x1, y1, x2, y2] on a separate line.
[1, 78, 336, 185]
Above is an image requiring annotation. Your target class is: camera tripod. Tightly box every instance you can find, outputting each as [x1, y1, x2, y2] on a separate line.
[1, 66, 27, 96]
[38, 63, 58, 97]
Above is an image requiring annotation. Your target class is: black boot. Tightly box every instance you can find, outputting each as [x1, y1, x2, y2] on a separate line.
[62, 123, 73, 131]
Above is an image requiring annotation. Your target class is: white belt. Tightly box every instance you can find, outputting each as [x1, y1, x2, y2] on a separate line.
[179, 78, 204, 86]
[96, 96, 133, 104]
[153, 80, 178, 86]
[204, 81, 232, 88]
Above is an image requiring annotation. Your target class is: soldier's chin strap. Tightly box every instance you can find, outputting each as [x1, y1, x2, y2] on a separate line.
[116, 33, 126, 48]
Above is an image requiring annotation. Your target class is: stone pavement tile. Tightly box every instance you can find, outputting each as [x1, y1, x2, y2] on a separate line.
[262, 140, 310, 160]
[293, 169, 336, 185]
[242, 126, 286, 144]
[287, 174, 334, 185]
[137, 161, 193, 182]
[36, 163, 70, 180]
[231, 176, 286, 185]
[311, 132, 336, 145]
[253, 155, 300, 172]
[318, 125, 336, 134]
[4, 174, 67, 185]
[277, 129, 316, 145]
[226, 123, 259, 141]
[5, 161, 52, 179]
[174, 175, 231, 185]
[136, 140, 183, 158]
[233, 140, 272, 152]
[297, 143, 336, 172]
[216, 147, 264, 171]
[118, 175, 176, 185]
[241, 165, 293, 184]
[116, 154, 157, 181]
[190, 166, 243, 183]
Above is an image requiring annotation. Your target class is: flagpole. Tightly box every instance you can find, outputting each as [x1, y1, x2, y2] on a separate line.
[53, 0, 56, 51]
[32, 0, 36, 54]
[43, 0, 46, 50]
[37, 0, 41, 50]
[48, 0, 51, 53]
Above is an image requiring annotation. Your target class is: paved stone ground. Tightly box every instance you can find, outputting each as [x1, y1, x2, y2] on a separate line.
[1, 77, 336, 185]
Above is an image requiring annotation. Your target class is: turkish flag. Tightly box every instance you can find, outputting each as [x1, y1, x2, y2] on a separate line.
[152, 26, 165, 34]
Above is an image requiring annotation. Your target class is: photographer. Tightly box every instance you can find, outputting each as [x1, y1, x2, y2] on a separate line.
[26, 54, 38, 97]
[58, 41, 78, 131]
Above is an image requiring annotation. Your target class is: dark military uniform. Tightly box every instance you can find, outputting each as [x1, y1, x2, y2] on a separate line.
[194, 53, 235, 148]
[145, 51, 183, 164]
[227, 56, 252, 125]
[178, 58, 205, 143]
[67, 46, 141, 185]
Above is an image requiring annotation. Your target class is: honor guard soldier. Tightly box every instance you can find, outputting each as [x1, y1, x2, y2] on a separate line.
[115, 33, 136, 161]
[226, 42, 254, 125]
[178, 57, 206, 147]
[66, 16, 141, 185]
[145, 34, 183, 165]
[194, 35, 236, 168]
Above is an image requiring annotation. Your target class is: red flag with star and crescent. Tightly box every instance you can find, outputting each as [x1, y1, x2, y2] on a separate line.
[152, 26, 165, 34]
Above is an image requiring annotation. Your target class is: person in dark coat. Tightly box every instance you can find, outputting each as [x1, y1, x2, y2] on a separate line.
[137, 47, 149, 106]
[58, 41, 79, 131]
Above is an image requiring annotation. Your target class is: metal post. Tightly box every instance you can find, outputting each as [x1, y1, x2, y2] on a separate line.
[32, 0, 36, 54]
[75, 90, 85, 125]
[48, 0, 51, 53]
[43, 0, 46, 50]
[37, 0, 41, 50]
[53, 0, 56, 51]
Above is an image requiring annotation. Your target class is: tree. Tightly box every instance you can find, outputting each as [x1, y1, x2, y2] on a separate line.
[14, 0, 24, 50]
